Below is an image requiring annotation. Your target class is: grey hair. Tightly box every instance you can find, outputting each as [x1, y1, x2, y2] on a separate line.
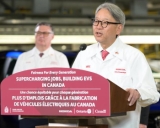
[95, 2, 125, 27]
[35, 22, 54, 34]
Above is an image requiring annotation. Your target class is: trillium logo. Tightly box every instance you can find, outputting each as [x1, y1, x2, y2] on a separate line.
[4, 106, 9, 113]
[87, 109, 91, 114]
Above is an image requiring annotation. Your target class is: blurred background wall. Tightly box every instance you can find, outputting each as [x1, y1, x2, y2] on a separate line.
[0, 0, 159, 56]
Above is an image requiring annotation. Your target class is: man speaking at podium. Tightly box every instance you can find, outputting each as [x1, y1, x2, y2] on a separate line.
[72, 2, 160, 128]
[13, 22, 69, 128]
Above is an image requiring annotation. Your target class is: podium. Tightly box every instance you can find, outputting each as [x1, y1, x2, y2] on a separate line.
[1, 68, 136, 128]
[22, 80, 136, 128]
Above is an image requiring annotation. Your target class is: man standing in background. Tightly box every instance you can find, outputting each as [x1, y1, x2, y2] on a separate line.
[13, 22, 69, 128]
[13, 22, 69, 73]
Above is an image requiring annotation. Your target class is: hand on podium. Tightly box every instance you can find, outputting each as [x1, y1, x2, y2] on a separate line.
[126, 88, 140, 106]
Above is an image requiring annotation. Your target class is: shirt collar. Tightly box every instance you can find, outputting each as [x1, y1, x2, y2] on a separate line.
[87, 37, 124, 60]
[107, 37, 124, 60]
[35, 47, 51, 55]
[27, 47, 52, 58]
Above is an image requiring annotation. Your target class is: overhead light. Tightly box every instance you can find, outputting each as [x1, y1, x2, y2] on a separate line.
[0, 35, 34, 44]
[120, 35, 160, 44]
[0, 35, 160, 44]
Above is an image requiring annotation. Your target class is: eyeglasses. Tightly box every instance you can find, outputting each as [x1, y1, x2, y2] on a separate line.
[92, 18, 121, 28]
[35, 31, 53, 36]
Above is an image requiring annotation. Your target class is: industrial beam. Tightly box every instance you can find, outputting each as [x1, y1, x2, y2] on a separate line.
[0, 0, 15, 13]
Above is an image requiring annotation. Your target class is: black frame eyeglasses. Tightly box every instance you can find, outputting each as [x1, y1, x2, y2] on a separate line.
[92, 18, 121, 28]
[35, 31, 53, 36]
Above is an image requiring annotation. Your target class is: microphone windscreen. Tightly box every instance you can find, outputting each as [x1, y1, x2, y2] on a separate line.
[79, 44, 87, 51]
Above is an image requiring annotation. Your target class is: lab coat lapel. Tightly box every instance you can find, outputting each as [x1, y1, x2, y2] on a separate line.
[106, 37, 124, 61]
[24, 47, 36, 69]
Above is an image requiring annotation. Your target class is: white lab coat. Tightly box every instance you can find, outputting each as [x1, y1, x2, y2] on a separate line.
[13, 47, 69, 121]
[72, 37, 160, 128]
[13, 47, 69, 73]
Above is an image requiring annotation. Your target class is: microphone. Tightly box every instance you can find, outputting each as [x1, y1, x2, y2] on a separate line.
[79, 44, 87, 51]
[71, 44, 87, 67]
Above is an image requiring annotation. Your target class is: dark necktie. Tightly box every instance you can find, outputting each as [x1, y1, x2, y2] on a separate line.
[101, 50, 109, 60]
[39, 53, 44, 57]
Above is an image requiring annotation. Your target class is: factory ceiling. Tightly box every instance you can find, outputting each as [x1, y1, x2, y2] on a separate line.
[0, 0, 160, 24]
[0, 0, 160, 35]
[0, 0, 160, 59]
